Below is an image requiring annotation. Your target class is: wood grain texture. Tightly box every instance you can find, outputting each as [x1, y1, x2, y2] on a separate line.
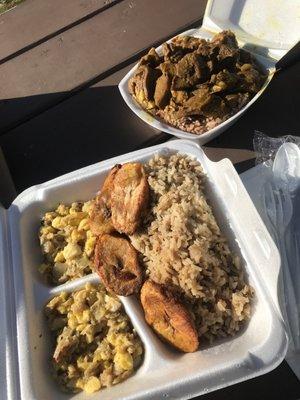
[0, 0, 118, 61]
[0, 0, 206, 132]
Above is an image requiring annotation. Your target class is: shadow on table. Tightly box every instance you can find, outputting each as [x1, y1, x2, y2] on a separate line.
[0, 58, 300, 195]
[200, 359, 300, 400]
[0, 84, 169, 194]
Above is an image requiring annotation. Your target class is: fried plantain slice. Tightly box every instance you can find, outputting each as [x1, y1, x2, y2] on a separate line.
[94, 234, 143, 296]
[140, 280, 199, 352]
[100, 164, 122, 207]
[89, 198, 115, 236]
[89, 165, 121, 236]
[111, 162, 149, 235]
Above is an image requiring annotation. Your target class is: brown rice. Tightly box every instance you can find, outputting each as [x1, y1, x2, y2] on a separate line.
[130, 153, 253, 343]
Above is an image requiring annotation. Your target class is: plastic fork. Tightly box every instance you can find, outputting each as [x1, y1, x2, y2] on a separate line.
[274, 186, 300, 350]
[262, 180, 300, 351]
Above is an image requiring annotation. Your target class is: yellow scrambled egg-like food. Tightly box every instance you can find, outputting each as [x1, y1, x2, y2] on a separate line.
[39, 202, 96, 284]
[45, 283, 143, 393]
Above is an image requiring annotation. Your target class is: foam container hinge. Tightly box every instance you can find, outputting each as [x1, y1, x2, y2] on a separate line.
[0, 139, 289, 400]
[118, 0, 299, 144]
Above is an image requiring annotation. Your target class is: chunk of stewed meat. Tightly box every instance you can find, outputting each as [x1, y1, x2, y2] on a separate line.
[238, 63, 264, 93]
[139, 47, 161, 67]
[175, 52, 209, 88]
[225, 92, 250, 110]
[128, 65, 161, 109]
[154, 74, 172, 108]
[210, 70, 240, 93]
[211, 30, 238, 49]
[175, 89, 228, 119]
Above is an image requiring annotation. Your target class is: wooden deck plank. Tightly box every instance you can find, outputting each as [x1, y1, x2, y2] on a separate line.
[0, 0, 119, 61]
[0, 0, 206, 133]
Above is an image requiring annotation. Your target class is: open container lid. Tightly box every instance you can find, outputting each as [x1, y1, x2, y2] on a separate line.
[0, 206, 19, 400]
[201, 0, 300, 60]
[241, 158, 300, 381]
[0, 207, 8, 400]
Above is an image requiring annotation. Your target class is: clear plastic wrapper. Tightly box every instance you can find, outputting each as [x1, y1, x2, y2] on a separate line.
[252, 133, 300, 379]
[253, 131, 300, 166]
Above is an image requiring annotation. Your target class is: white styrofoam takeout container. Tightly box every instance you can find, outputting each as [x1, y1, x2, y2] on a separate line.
[0, 140, 289, 400]
[118, 0, 300, 145]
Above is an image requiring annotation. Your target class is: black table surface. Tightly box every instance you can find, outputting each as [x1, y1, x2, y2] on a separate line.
[0, 1, 300, 398]
[1, 61, 299, 400]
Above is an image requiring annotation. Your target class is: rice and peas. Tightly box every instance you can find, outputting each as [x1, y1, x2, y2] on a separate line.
[131, 154, 253, 341]
[39, 152, 253, 392]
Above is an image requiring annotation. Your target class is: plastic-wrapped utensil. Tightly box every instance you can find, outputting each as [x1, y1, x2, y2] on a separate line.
[273, 143, 300, 189]
[261, 142, 300, 378]
[262, 180, 298, 348]
[244, 133, 300, 379]
[253, 131, 300, 166]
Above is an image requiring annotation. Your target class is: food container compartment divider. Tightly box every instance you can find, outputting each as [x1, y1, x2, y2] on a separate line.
[0, 139, 289, 400]
[46, 272, 170, 366]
